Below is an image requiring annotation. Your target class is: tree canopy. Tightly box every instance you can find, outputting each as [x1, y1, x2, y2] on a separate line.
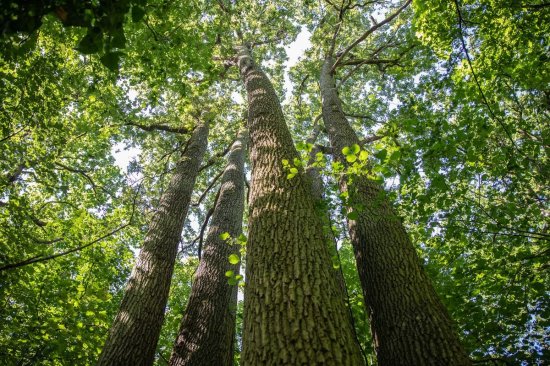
[0, 0, 548, 365]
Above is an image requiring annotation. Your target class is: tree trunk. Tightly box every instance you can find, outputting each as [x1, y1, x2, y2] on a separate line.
[320, 57, 471, 365]
[169, 129, 247, 366]
[98, 120, 210, 366]
[305, 124, 359, 337]
[237, 46, 364, 366]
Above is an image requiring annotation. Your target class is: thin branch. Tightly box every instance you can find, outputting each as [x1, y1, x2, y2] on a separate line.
[144, 16, 160, 42]
[157, 351, 169, 365]
[197, 186, 222, 260]
[452, 0, 516, 148]
[315, 144, 333, 154]
[198, 144, 232, 172]
[331, 0, 411, 72]
[197, 206, 214, 261]
[360, 134, 384, 145]
[338, 58, 400, 86]
[192, 167, 224, 207]
[54, 162, 99, 196]
[521, 3, 550, 10]
[4, 163, 26, 186]
[0, 223, 130, 272]
[343, 112, 377, 123]
[32, 237, 64, 245]
[125, 121, 190, 134]
[328, 21, 343, 57]
[0, 183, 140, 272]
[0, 127, 26, 143]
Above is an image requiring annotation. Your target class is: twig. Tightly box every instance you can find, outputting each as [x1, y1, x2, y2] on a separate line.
[331, 0, 411, 72]
[125, 120, 190, 134]
[0, 182, 140, 272]
[360, 135, 384, 145]
[198, 144, 232, 172]
[0, 127, 26, 143]
[197, 206, 214, 261]
[0, 223, 130, 272]
[193, 168, 224, 207]
[452, 0, 516, 149]
[54, 162, 99, 195]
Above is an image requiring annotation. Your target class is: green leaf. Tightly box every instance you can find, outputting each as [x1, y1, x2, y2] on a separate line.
[346, 155, 357, 163]
[351, 144, 360, 154]
[227, 278, 238, 285]
[359, 150, 368, 161]
[237, 233, 247, 244]
[376, 149, 388, 161]
[228, 254, 240, 264]
[342, 146, 351, 155]
[225, 270, 234, 277]
[289, 167, 298, 174]
[347, 211, 359, 220]
[219, 232, 231, 241]
[287, 173, 296, 179]
[131, 6, 146, 22]
[110, 31, 127, 49]
[100, 51, 123, 72]
[235, 274, 243, 280]
[75, 30, 103, 54]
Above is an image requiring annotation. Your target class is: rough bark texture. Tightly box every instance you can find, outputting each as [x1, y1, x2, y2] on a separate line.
[320, 57, 471, 366]
[98, 120, 209, 366]
[238, 46, 364, 366]
[305, 125, 358, 331]
[169, 129, 247, 366]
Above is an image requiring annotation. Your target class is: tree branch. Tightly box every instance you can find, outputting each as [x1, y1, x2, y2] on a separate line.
[54, 162, 99, 194]
[0, 183, 140, 272]
[360, 134, 384, 145]
[331, 0, 411, 72]
[125, 121, 190, 134]
[197, 206, 214, 261]
[338, 58, 399, 66]
[0, 223, 130, 272]
[4, 163, 26, 186]
[452, 0, 516, 149]
[198, 144, 233, 172]
[193, 167, 224, 207]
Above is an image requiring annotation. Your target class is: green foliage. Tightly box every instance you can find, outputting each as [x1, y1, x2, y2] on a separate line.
[0, 0, 548, 364]
[1, 0, 147, 71]
[154, 258, 198, 364]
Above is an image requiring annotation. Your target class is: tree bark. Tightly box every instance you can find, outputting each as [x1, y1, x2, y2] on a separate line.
[305, 125, 365, 360]
[97, 119, 210, 366]
[237, 46, 364, 366]
[320, 57, 471, 365]
[169, 129, 247, 366]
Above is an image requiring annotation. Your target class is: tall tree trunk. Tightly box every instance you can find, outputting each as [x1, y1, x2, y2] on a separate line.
[305, 125, 365, 360]
[169, 129, 247, 366]
[98, 120, 210, 366]
[237, 46, 364, 366]
[320, 57, 471, 366]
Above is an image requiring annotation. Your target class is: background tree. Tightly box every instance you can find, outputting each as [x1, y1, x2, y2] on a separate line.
[169, 128, 247, 366]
